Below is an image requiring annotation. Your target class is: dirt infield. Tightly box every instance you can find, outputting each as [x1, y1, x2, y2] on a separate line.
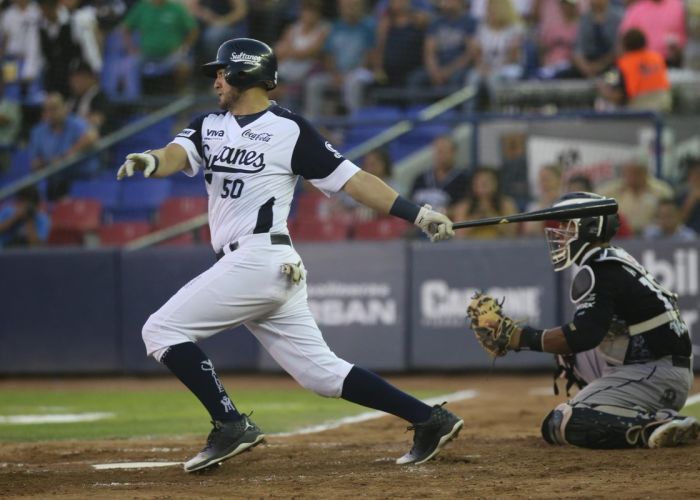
[1, 374, 699, 499]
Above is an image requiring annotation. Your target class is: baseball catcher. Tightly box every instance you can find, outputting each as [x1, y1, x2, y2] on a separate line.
[467, 192, 699, 449]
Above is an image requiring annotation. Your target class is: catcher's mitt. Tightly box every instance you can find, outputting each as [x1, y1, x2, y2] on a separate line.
[466, 292, 519, 357]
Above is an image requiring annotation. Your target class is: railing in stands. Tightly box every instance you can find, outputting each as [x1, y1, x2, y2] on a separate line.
[0, 95, 198, 201]
[122, 85, 479, 250]
[0, 85, 666, 251]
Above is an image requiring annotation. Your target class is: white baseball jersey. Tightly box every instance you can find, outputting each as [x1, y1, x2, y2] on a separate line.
[171, 104, 360, 252]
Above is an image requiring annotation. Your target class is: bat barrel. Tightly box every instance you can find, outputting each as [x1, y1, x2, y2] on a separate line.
[453, 198, 618, 230]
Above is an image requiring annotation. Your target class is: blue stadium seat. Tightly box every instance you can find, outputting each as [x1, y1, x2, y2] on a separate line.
[403, 123, 452, 143]
[404, 105, 458, 123]
[345, 106, 405, 153]
[112, 116, 176, 163]
[389, 141, 420, 162]
[351, 105, 403, 122]
[0, 149, 30, 187]
[105, 178, 172, 222]
[170, 176, 207, 197]
[69, 179, 121, 210]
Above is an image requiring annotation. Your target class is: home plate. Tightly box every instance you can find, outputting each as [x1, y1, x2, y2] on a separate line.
[93, 462, 182, 470]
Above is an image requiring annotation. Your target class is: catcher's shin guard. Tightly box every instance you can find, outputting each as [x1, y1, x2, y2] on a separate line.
[541, 403, 658, 449]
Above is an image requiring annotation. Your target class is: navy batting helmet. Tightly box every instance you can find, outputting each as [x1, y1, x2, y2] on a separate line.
[545, 192, 620, 271]
[202, 38, 277, 90]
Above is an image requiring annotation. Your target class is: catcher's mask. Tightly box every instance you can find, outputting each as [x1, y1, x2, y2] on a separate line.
[545, 192, 620, 271]
[202, 38, 278, 90]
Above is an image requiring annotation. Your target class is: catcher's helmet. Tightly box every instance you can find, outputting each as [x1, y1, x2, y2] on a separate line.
[202, 38, 277, 90]
[545, 192, 620, 271]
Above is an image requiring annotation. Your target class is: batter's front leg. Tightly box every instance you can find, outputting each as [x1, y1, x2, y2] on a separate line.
[247, 294, 464, 465]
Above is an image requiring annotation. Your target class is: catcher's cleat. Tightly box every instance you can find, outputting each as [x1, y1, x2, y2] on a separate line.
[184, 414, 265, 473]
[396, 403, 464, 465]
[647, 416, 700, 448]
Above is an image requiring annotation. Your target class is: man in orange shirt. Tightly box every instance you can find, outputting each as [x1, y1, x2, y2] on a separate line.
[597, 28, 671, 111]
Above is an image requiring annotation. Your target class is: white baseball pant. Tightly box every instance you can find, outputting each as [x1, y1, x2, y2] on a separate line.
[141, 233, 353, 397]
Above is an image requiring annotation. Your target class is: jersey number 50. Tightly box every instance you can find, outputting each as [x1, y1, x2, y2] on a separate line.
[221, 179, 244, 199]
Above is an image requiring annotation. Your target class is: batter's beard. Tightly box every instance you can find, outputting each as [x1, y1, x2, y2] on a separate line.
[218, 88, 240, 111]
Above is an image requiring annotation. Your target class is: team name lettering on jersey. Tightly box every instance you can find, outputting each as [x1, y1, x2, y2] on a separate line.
[242, 129, 272, 142]
[203, 143, 266, 173]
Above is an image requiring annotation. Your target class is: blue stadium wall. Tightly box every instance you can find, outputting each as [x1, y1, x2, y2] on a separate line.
[0, 239, 698, 374]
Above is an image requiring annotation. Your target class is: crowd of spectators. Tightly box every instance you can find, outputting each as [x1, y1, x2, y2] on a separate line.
[0, 0, 698, 248]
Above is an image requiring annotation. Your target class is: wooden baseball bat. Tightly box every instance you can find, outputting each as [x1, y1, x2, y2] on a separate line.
[453, 198, 618, 230]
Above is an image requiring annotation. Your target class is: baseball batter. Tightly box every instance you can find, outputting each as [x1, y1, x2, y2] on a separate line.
[117, 38, 463, 472]
[467, 192, 699, 449]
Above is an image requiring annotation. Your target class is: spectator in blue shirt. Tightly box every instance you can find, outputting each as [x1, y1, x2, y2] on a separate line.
[408, 0, 478, 99]
[374, 0, 434, 16]
[28, 92, 99, 201]
[0, 185, 50, 248]
[643, 198, 697, 241]
[304, 0, 376, 118]
[410, 135, 469, 217]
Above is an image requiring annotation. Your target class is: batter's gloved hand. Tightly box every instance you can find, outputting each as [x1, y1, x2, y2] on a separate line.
[466, 292, 519, 358]
[414, 204, 454, 242]
[281, 261, 304, 285]
[117, 152, 159, 180]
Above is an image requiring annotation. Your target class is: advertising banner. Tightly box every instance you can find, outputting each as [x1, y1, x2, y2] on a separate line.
[0, 249, 122, 373]
[410, 239, 559, 369]
[258, 241, 408, 372]
[119, 246, 259, 372]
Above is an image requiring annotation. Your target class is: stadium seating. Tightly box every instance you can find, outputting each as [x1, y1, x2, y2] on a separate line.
[169, 174, 207, 197]
[289, 216, 351, 241]
[353, 217, 410, 240]
[111, 116, 176, 164]
[345, 105, 404, 147]
[68, 179, 121, 211]
[98, 221, 152, 246]
[0, 149, 30, 188]
[294, 190, 332, 221]
[105, 178, 172, 222]
[158, 232, 196, 246]
[48, 199, 102, 245]
[156, 196, 207, 228]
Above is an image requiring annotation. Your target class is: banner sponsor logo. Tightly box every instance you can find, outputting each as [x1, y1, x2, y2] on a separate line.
[308, 282, 396, 326]
[420, 280, 542, 327]
[641, 248, 698, 296]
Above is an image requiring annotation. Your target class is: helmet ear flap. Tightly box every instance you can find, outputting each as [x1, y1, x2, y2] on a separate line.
[601, 213, 620, 241]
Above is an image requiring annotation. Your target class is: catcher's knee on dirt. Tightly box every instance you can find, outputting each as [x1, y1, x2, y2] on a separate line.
[541, 403, 655, 449]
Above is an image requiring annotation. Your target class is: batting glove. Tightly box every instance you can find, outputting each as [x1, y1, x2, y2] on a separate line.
[117, 152, 159, 180]
[415, 204, 455, 242]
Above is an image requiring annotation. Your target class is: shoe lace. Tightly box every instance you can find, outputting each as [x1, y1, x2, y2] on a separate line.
[405, 402, 448, 433]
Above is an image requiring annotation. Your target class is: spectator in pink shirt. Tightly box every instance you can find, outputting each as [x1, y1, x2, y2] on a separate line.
[619, 0, 686, 67]
[535, 0, 580, 78]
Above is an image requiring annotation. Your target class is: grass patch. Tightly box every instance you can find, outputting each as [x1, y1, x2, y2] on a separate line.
[683, 396, 700, 419]
[0, 387, 441, 443]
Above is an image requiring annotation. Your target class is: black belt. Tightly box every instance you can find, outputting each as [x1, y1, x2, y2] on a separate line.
[216, 233, 291, 261]
[671, 355, 691, 369]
